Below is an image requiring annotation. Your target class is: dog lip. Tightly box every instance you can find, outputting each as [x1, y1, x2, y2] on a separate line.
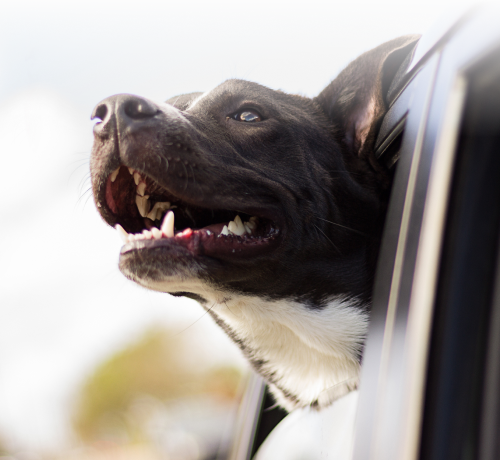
[119, 224, 281, 261]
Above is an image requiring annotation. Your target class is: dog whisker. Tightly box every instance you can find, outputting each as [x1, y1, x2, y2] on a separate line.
[69, 158, 91, 166]
[75, 187, 92, 207]
[313, 224, 341, 254]
[81, 189, 94, 210]
[175, 302, 216, 336]
[314, 217, 367, 237]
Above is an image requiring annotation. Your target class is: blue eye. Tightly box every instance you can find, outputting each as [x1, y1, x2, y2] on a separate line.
[235, 110, 262, 122]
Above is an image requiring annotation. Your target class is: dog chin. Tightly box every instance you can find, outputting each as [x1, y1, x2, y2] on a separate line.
[118, 242, 205, 292]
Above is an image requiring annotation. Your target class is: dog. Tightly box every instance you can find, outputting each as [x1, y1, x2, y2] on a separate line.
[90, 35, 419, 412]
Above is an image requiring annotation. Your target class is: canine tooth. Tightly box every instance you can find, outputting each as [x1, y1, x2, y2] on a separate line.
[133, 172, 141, 185]
[161, 211, 175, 238]
[152, 227, 162, 239]
[136, 195, 150, 217]
[128, 167, 134, 175]
[115, 224, 129, 243]
[228, 215, 246, 236]
[137, 182, 146, 196]
[110, 167, 120, 182]
[221, 225, 230, 236]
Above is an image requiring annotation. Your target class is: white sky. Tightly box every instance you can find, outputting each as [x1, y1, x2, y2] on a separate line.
[0, 0, 478, 454]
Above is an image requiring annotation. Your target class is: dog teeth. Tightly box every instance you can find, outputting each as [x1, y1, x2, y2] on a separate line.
[116, 209, 259, 245]
[128, 167, 134, 175]
[136, 195, 150, 217]
[245, 219, 256, 231]
[146, 207, 158, 220]
[161, 211, 175, 238]
[115, 224, 129, 243]
[146, 201, 171, 221]
[110, 167, 120, 182]
[137, 182, 146, 197]
[133, 172, 141, 185]
[228, 215, 246, 236]
[151, 227, 162, 239]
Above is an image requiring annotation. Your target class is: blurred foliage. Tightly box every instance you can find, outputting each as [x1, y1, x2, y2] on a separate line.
[72, 327, 241, 443]
[0, 435, 8, 456]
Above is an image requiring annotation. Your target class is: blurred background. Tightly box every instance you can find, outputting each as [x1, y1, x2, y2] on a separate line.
[0, 0, 477, 458]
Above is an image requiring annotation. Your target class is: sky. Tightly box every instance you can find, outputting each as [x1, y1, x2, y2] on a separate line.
[0, 0, 478, 454]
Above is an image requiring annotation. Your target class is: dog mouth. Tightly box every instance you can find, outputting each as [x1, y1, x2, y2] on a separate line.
[98, 165, 281, 259]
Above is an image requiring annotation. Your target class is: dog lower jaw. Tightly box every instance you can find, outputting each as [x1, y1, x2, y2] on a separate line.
[139, 274, 368, 411]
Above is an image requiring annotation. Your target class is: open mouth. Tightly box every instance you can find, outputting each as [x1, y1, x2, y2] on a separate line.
[99, 165, 281, 258]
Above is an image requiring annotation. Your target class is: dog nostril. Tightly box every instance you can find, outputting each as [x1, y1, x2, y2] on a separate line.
[123, 98, 158, 120]
[91, 103, 108, 123]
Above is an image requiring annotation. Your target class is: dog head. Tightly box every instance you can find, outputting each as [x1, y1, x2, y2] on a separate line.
[90, 36, 418, 309]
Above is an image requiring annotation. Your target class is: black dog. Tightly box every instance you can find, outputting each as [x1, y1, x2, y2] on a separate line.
[90, 35, 419, 411]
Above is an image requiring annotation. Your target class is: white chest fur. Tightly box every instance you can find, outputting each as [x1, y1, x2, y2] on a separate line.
[140, 277, 368, 411]
[210, 294, 368, 410]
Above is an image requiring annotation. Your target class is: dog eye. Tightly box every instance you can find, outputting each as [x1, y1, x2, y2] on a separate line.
[234, 110, 262, 122]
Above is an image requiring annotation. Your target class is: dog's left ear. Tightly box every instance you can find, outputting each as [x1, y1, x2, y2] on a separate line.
[315, 35, 420, 168]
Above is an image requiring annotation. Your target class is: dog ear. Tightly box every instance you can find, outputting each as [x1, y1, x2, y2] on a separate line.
[315, 35, 420, 167]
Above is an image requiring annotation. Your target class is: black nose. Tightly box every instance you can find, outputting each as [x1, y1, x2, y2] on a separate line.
[91, 94, 159, 138]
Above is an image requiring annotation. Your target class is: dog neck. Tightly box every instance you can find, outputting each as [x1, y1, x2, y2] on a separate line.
[208, 295, 368, 410]
[141, 275, 368, 410]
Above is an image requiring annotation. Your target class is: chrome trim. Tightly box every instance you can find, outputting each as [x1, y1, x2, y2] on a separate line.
[399, 73, 467, 460]
[227, 373, 266, 460]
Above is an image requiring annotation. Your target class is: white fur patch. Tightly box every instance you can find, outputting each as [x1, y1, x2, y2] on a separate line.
[142, 275, 368, 411]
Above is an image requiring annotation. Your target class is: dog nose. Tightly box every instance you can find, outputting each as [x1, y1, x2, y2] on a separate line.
[91, 94, 159, 139]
